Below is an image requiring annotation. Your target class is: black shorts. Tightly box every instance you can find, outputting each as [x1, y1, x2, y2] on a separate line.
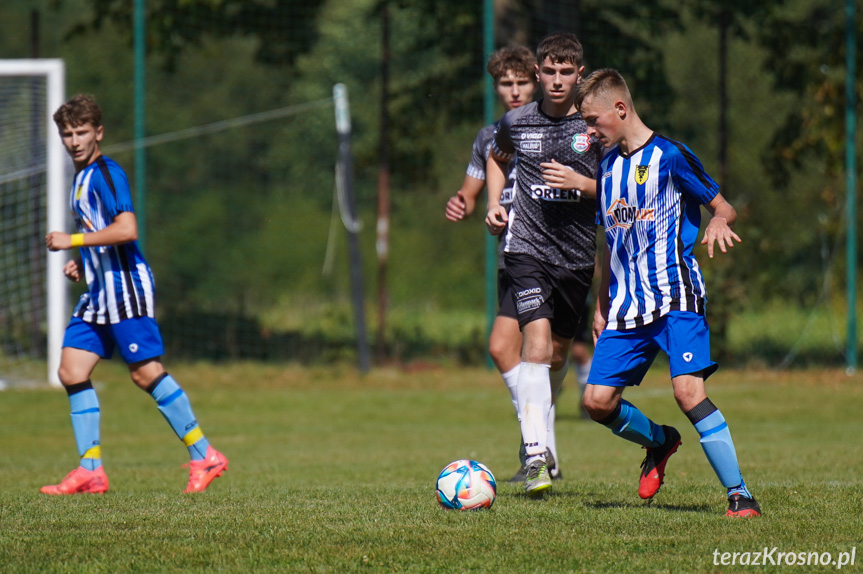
[504, 252, 593, 339]
[572, 303, 591, 343]
[497, 269, 518, 319]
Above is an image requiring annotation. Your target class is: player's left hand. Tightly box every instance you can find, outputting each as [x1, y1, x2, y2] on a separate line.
[45, 231, 72, 251]
[701, 217, 741, 258]
[540, 159, 578, 189]
[63, 259, 82, 282]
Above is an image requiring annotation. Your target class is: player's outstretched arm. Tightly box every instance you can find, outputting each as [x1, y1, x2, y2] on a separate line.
[540, 159, 597, 198]
[701, 193, 741, 258]
[484, 154, 509, 235]
[46, 211, 139, 252]
[445, 175, 484, 222]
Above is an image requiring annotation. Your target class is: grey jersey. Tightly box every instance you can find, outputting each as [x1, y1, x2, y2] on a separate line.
[467, 123, 516, 269]
[492, 100, 601, 270]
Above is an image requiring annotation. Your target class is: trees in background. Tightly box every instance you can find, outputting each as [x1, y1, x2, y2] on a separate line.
[0, 0, 856, 362]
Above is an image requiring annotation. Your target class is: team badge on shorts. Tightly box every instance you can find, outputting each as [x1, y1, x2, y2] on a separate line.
[571, 133, 591, 154]
[129, 343, 139, 354]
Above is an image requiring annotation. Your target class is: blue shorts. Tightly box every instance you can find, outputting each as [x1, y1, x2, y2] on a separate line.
[63, 317, 165, 364]
[588, 311, 718, 387]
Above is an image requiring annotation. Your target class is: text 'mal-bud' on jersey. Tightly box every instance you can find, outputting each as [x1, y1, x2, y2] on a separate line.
[597, 133, 719, 331]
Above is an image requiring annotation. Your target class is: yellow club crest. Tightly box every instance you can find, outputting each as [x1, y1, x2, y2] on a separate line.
[635, 165, 649, 185]
[75, 184, 84, 200]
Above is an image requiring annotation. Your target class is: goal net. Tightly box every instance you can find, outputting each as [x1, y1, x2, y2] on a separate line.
[0, 60, 66, 388]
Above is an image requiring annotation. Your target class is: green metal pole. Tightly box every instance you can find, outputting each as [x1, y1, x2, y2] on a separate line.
[134, 0, 147, 253]
[846, 0, 858, 372]
[483, 0, 496, 368]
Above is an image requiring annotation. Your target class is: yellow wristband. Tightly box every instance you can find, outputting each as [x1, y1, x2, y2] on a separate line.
[70, 234, 84, 247]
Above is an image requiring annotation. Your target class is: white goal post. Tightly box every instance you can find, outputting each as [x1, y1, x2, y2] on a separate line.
[0, 60, 66, 387]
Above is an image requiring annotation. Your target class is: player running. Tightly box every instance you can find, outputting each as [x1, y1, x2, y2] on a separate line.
[42, 94, 228, 495]
[485, 32, 601, 497]
[577, 69, 760, 517]
[445, 45, 567, 482]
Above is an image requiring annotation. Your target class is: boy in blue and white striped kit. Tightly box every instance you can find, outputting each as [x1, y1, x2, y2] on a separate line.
[42, 94, 228, 495]
[576, 70, 760, 517]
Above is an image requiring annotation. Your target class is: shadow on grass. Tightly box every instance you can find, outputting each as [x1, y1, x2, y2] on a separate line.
[582, 498, 714, 513]
[497, 487, 715, 513]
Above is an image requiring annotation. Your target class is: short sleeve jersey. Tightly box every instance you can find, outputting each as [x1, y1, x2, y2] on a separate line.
[492, 100, 600, 271]
[596, 133, 719, 330]
[70, 156, 156, 324]
[467, 123, 517, 269]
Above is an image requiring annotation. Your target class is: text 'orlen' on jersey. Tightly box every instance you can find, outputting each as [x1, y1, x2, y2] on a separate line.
[491, 101, 601, 271]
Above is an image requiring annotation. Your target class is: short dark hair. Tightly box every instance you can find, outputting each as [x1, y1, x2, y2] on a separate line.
[53, 94, 102, 129]
[487, 45, 537, 82]
[536, 32, 584, 67]
[575, 68, 630, 110]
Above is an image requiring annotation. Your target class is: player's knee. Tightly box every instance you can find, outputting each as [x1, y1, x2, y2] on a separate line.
[672, 377, 707, 412]
[521, 338, 551, 364]
[582, 389, 616, 420]
[550, 348, 569, 371]
[130, 371, 147, 388]
[58, 364, 85, 386]
[488, 337, 517, 371]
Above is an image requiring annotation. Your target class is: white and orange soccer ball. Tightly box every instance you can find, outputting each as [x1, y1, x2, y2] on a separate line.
[435, 459, 496, 510]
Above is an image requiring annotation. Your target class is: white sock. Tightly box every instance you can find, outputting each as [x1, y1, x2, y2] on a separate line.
[546, 403, 557, 465]
[501, 364, 521, 421]
[517, 362, 551, 464]
[546, 361, 568, 464]
[549, 360, 568, 404]
[576, 358, 592, 386]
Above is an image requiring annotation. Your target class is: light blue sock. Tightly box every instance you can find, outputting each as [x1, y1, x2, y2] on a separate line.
[693, 409, 748, 494]
[147, 374, 210, 461]
[67, 381, 102, 471]
[601, 399, 665, 448]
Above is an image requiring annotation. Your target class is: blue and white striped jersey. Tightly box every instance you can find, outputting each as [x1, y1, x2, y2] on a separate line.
[597, 133, 719, 330]
[69, 156, 156, 324]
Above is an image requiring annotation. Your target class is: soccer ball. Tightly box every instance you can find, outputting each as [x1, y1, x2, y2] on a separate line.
[435, 459, 496, 510]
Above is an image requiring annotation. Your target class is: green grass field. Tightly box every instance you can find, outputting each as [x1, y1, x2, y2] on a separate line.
[1, 363, 861, 572]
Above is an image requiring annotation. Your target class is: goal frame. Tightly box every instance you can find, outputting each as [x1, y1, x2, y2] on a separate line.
[0, 59, 66, 387]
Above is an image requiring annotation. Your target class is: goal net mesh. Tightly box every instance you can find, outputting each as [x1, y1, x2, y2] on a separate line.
[0, 76, 49, 387]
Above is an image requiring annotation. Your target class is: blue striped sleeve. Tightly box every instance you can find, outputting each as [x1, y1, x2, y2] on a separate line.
[668, 140, 719, 205]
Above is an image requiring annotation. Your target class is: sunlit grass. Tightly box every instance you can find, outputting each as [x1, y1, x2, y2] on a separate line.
[1, 364, 861, 572]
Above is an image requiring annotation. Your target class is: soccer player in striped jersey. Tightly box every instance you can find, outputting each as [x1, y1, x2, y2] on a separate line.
[446, 45, 568, 483]
[41, 94, 228, 495]
[485, 32, 601, 497]
[576, 69, 760, 517]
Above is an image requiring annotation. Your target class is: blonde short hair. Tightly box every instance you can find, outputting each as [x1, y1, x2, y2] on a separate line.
[575, 69, 631, 110]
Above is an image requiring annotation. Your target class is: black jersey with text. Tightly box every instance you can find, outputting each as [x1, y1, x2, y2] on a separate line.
[492, 100, 600, 271]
